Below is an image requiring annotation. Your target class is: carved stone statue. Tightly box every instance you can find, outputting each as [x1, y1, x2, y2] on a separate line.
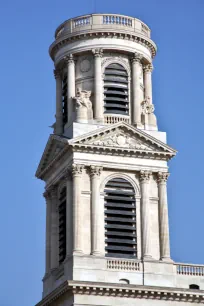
[141, 97, 157, 128]
[73, 88, 93, 123]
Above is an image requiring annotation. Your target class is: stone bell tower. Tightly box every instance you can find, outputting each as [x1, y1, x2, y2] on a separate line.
[36, 14, 204, 306]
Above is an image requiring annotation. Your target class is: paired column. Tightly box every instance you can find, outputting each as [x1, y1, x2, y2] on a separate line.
[90, 166, 103, 255]
[143, 64, 153, 104]
[140, 170, 152, 259]
[93, 48, 103, 123]
[66, 54, 76, 125]
[54, 69, 63, 135]
[49, 187, 59, 269]
[157, 172, 171, 261]
[131, 52, 143, 127]
[72, 164, 84, 254]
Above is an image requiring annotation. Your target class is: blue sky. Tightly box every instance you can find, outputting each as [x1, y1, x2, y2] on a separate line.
[0, 0, 204, 305]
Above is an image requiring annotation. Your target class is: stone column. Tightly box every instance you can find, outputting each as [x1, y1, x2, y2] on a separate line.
[157, 172, 171, 261]
[43, 190, 52, 274]
[90, 165, 103, 255]
[131, 52, 143, 127]
[93, 48, 103, 123]
[140, 170, 152, 259]
[72, 164, 84, 254]
[49, 186, 59, 269]
[66, 54, 75, 125]
[143, 64, 153, 104]
[64, 169, 73, 257]
[54, 69, 63, 135]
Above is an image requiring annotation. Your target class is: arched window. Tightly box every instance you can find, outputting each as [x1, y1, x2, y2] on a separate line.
[58, 187, 66, 264]
[104, 64, 129, 116]
[104, 178, 137, 258]
[189, 284, 200, 290]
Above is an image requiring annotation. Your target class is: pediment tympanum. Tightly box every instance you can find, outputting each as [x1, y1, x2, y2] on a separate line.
[69, 122, 176, 159]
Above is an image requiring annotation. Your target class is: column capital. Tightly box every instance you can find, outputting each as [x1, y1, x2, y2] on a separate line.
[143, 63, 153, 73]
[90, 165, 103, 177]
[139, 170, 152, 182]
[43, 186, 57, 200]
[63, 167, 72, 180]
[131, 52, 143, 63]
[92, 48, 103, 58]
[72, 164, 84, 176]
[157, 172, 170, 184]
[53, 69, 62, 79]
[64, 53, 75, 64]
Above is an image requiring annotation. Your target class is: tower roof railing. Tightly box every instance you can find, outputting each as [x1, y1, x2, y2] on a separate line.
[54, 13, 151, 40]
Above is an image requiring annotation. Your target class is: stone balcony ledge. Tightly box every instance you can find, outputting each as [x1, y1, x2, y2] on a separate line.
[55, 14, 151, 40]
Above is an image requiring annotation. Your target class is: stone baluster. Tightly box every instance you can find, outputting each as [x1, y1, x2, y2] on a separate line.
[90, 165, 103, 255]
[93, 48, 103, 123]
[48, 186, 59, 269]
[143, 63, 153, 104]
[65, 54, 76, 125]
[131, 53, 143, 127]
[54, 69, 63, 135]
[43, 190, 52, 274]
[72, 164, 84, 254]
[157, 172, 171, 261]
[140, 170, 152, 259]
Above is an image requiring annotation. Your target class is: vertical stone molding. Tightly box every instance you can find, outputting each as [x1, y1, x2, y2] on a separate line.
[63, 169, 72, 257]
[90, 165, 103, 256]
[43, 190, 52, 274]
[143, 63, 153, 105]
[65, 54, 75, 125]
[46, 186, 59, 270]
[92, 48, 103, 123]
[54, 69, 63, 135]
[139, 170, 152, 259]
[131, 53, 143, 127]
[157, 172, 171, 261]
[72, 164, 84, 254]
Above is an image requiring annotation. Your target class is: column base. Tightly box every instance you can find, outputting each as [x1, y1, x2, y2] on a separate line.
[143, 255, 153, 261]
[161, 256, 173, 263]
[91, 251, 103, 256]
[73, 250, 83, 255]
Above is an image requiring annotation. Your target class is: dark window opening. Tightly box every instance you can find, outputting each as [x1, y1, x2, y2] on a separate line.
[104, 178, 137, 259]
[59, 187, 66, 264]
[104, 64, 129, 115]
[189, 284, 200, 290]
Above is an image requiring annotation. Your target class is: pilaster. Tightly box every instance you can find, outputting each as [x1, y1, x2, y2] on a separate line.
[72, 164, 84, 254]
[143, 63, 153, 105]
[157, 171, 171, 261]
[131, 53, 143, 127]
[65, 54, 76, 126]
[139, 170, 152, 259]
[90, 165, 103, 256]
[54, 69, 63, 135]
[92, 48, 103, 123]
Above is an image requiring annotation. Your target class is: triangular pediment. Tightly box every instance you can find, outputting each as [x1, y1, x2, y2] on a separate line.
[36, 134, 69, 179]
[69, 122, 176, 159]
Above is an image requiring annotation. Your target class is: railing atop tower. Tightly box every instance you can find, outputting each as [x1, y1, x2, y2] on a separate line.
[55, 14, 151, 39]
[176, 263, 204, 276]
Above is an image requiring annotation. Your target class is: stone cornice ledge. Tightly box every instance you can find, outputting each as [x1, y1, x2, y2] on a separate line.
[36, 281, 204, 305]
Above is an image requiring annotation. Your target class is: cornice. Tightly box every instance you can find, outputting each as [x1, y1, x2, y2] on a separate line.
[35, 134, 70, 180]
[71, 143, 175, 161]
[49, 31, 157, 61]
[36, 281, 204, 306]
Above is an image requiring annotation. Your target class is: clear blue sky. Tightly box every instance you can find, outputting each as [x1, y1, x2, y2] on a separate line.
[0, 0, 204, 305]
